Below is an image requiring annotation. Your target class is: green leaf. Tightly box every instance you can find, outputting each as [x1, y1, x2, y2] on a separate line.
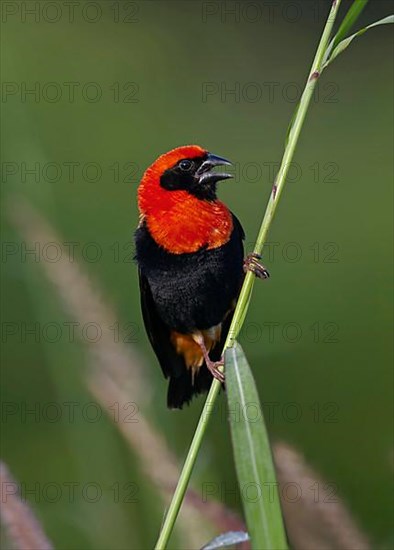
[330, 0, 369, 54]
[287, 7, 392, 144]
[323, 14, 394, 69]
[225, 344, 287, 550]
[287, 1, 371, 145]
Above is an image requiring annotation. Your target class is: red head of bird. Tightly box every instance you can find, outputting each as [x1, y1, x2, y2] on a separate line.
[138, 145, 235, 254]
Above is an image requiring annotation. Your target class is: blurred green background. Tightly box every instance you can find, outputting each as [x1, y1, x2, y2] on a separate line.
[1, 1, 393, 548]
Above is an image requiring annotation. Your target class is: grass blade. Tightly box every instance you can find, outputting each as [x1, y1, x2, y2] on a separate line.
[331, 0, 369, 52]
[291, 2, 391, 143]
[323, 15, 393, 69]
[225, 344, 287, 550]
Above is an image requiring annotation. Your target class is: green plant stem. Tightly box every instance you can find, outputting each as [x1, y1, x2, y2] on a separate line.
[155, 2, 342, 548]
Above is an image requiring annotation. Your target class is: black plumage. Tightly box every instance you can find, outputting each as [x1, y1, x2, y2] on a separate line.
[135, 215, 244, 408]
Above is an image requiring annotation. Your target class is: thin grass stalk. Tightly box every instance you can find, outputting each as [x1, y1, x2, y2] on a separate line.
[155, 2, 342, 548]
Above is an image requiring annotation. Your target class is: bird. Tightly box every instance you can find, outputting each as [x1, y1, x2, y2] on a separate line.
[135, 145, 268, 409]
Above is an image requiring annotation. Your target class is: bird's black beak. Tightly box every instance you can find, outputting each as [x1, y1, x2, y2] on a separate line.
[195, 153, 233, 185]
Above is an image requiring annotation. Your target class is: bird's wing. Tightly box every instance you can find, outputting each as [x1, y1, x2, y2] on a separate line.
[138, 268, 185, 379]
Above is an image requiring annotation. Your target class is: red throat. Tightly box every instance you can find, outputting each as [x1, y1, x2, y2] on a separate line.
[138, 146, 233, 254]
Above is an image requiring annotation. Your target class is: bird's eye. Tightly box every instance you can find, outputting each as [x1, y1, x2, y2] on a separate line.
[179, 160, 193, 171]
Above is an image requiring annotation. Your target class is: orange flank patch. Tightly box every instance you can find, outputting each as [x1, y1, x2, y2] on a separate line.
[170, 326, 222, 380]
[138, 145, 233, 254]
[170, 332, 204, 369]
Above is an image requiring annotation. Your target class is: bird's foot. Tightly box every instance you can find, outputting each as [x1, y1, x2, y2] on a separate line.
[194, 333, 225, 382]
[244, 253, 270, 280]
[205, 357, 225, 383]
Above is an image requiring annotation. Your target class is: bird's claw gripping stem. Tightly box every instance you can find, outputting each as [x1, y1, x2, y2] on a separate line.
[206, 358, 225, 383]
[243, 253, 270, 280]
[196, 335, 225, 382]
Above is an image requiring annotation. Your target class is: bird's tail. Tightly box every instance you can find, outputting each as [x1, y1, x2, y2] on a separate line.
[167, 366, 213, 409]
